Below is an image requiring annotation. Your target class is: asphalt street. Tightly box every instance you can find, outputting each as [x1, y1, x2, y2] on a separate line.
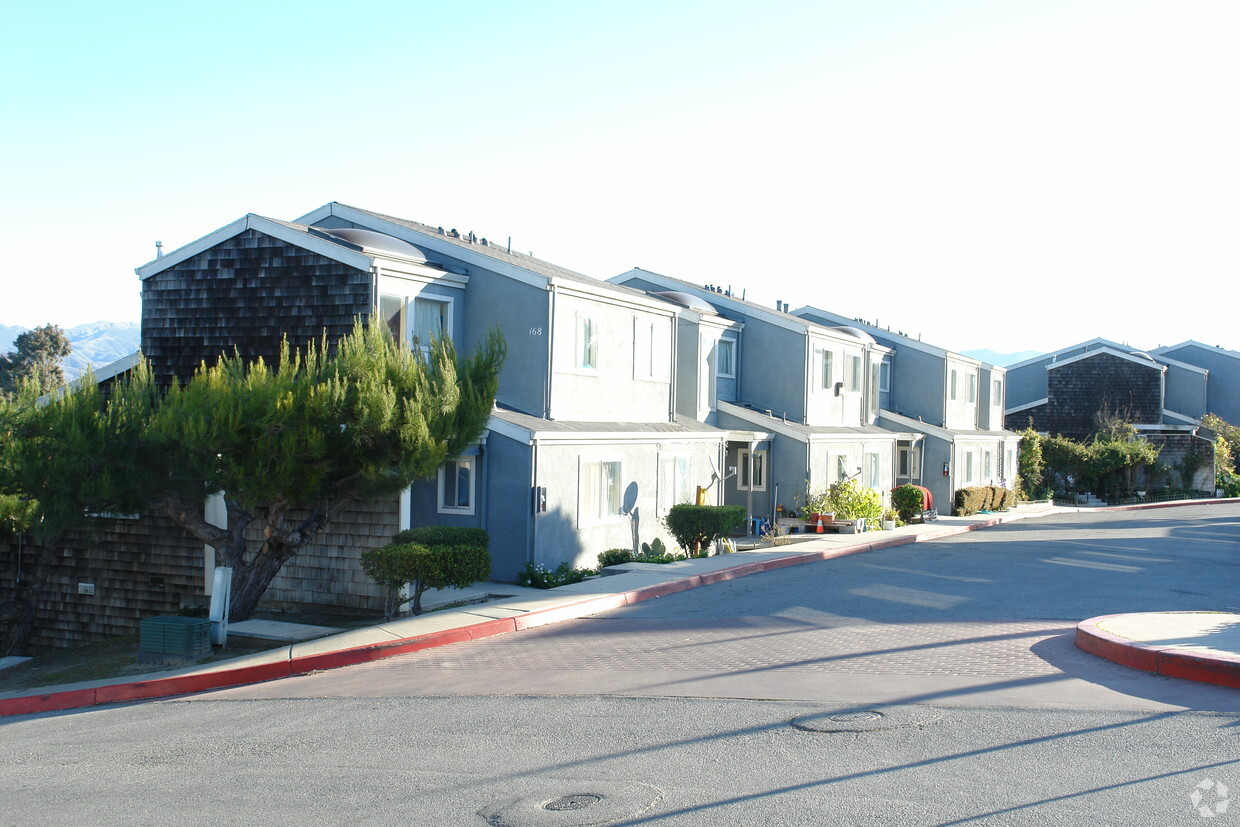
[2, 504, 1238, 825]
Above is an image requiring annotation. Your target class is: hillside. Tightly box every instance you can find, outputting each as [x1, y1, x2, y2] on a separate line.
[0, 322, 141, 380]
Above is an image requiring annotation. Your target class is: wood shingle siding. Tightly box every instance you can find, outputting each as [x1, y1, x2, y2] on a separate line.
[140, 229, 372, 386]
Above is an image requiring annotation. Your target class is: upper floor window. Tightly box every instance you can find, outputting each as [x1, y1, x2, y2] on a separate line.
[968, 373, 977, 404]
[379, 294, 405, 344]
[413, 296, 450, 353]
[950, 369, 958, 400]
[993, 378, 1003, 407]
[738, 449, 766, 491]
[716, 337, 736, 378]
[846, 355, 862, 392]
[438, 458, 474, 515]
[879, 357, 891, 392]
[577, 313, 599, 370]
[819, 349, 834, 390]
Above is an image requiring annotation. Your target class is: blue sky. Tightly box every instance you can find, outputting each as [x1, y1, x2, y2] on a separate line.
[2, 1, 1235, 354]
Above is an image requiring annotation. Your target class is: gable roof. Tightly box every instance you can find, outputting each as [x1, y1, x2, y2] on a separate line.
[611, 268, 890, 350]
[1153, 340, 1240, 363]
[1045, 345, 1166, 373]
[791, 304, 989, 368]
[296, 203, 673, 313]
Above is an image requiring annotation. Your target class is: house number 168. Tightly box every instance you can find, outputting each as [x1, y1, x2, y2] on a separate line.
[529, 327, 543, 335]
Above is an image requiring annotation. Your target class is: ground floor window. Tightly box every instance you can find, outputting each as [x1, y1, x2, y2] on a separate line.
[659, 455, 695, 514]
[580, 458, 623, 524]
[738, 449, 767, 491]
[438, 458, 474, 514]
[864, 452, 880, 490]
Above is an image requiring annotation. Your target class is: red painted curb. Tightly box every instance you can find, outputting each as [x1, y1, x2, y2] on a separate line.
[1076, 613, 1240, 689]
[0, 508, 1070, 718]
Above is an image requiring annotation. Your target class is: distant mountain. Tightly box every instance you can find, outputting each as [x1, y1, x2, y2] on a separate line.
[0, 322, 141, 380]
[961, 349, 1043, 367]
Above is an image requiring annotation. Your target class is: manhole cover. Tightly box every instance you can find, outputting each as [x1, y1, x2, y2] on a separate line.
[793, 705, 941, 733]
[543, 794, 602, 812]
[828, 711, 883, 722]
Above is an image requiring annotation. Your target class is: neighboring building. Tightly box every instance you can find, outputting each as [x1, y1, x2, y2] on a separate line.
[610, 268, 905, 517]
[1151, 341, 1240, 425]
[1004, 339, 1214, 492]
[790, 306, 1020, 511]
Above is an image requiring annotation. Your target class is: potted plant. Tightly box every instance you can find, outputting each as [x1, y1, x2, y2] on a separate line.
[881, 508, 898, 531]
[825, 479, 883, 533]
[797, 484, 833, 526]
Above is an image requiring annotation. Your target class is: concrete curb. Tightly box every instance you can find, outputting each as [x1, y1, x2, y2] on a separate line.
[2, 498, 1229, 717]
[1075, 612, 1240, 690]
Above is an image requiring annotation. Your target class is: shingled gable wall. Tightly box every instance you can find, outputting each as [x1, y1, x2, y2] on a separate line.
[140, 228, 373, 385]
[1024, 352, 1164, 439]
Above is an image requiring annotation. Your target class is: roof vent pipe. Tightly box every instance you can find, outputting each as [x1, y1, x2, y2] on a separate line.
[155, 241, 164, 259]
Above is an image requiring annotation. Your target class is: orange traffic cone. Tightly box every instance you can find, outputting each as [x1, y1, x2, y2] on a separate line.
[816, 515, 825, 533]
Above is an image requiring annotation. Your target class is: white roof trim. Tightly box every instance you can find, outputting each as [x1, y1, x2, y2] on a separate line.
[718, 401, 810, 442]
[1006, 337, 1132, 371]
[614, 270, 872, 344]
[1045, 346, 1165, 373]
[1163, 408, 1201, 425]
[1005, 397, 1048, 416]
[487, 413, 727, 445]
[136, 214, 375, 280]
[38, 350, 144, 404]
[551, 279, 679, 316]
[1153, 340, 1240, 364]
[792, 304, 972, 363]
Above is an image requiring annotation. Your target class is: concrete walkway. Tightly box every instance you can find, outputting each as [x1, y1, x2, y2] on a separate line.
[2, 498, 1235, 717]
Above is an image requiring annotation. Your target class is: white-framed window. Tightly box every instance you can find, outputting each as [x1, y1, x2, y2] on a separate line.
[819, 348, 834, 390]
[412, 295, 451, 353]
[846, 354, 862, 392]
[984, 450, 992, 480]
[968, 373, 977, 404]
[738, 449, 767, 491]
[577, 313, 599, 370]
[437, 458, 474, 514]
[863, 451, 880, 490]
[837, 455, 849, 482]
[950, 369, 958, 401]
[898, 446, 920, 479]
[993, 378, 1003, 408]
[379, 293, 405, 344]
[716, 337, 736, 378]
[965, 451, 975, 483]
[658, 455, 695, 514]
[879, 357, 891, 393]
[579, 457, 622, 524]
[1006, 448, 1015, 479]
[869, 361, 881, 415]
[633, 317, 671, 382]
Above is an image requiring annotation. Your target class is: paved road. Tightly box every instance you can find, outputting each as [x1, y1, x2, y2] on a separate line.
[3, 504, 1238, 825]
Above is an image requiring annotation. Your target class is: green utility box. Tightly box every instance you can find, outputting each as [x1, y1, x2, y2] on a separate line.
[138, 615, 212, 666]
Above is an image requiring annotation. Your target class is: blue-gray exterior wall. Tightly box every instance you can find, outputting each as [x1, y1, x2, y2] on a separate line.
[1163, 364, 1207, 420]
[888, 347, 947, 423]
[485, 432, 535, 581]
[1159, 345, 1240, 423]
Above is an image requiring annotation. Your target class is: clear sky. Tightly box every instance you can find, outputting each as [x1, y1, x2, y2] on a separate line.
[2, 0, 1235, 354]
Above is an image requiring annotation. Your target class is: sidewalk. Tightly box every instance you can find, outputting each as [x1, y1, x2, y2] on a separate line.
[2, 499, 1234, 717]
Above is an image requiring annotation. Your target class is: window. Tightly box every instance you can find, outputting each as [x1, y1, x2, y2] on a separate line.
[965, 451, 974, 483]
[1006, 449, 1015, 482]
[580, 458, 622, 523]
[950, 369, 958, 401]
[659, 455, 694, 514]
[413, 297, 449, 351]
[869, 362, 880, 415]
[633, 317, 671, 381]
[846, 354, 862, 392]
[993, 379, 1003, 407]
[984, 450, 992, 480]
[738, 449, 767, 491]
[379, 294, 405, 344]
[899, 446, 921, 479]
[837, 455, 849, 482]
[879, 357, 891, 392]
[968, 373, 977, 404]
[819, 349, 834, 390]
[577, 313, 599, 370]
[438, 458, 474, 514]
[716, 337, 736, 378]
[864, 451, 880, 490]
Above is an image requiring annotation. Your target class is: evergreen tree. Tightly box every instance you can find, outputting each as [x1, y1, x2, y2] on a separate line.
[0, 325, 72, 398]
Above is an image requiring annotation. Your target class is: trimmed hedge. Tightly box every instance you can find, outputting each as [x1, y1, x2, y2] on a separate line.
[891, 484, 925, 522]
[663, 504, 746, 555]
[953, 485, 1015, 516]
[392, 526, 490, 550]
[363, 525, 491, 617]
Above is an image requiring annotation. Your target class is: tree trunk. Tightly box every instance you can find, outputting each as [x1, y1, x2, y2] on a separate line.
[0, 537, 60, 657]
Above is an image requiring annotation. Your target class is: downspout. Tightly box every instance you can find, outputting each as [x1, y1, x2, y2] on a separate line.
[746, 439, 755, 529]
[544, 285, 556, 419]
[803, 335, 811, 425]
[668, 313, 677, 422]
[528, 437, 539, 566]
[478, 437, 489, 535]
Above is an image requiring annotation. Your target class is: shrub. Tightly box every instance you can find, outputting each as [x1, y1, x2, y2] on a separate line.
[825, 479, 883, 523]
[360, 542, 490, 618]
[598, 548, 634, 568]
[891, 484, 924, 522]
[518, 561, 595, 589]
[663, 504, 746, 556]
[393, 526, 490, 550]
[954, 486, 991, 516]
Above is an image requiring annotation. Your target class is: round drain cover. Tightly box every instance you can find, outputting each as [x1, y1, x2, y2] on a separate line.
[543, 794, 602, 812]
[793, 705, 941, 733]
